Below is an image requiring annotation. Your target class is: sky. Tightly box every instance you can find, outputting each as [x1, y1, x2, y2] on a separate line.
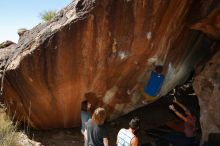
[0, 0, 72, 43]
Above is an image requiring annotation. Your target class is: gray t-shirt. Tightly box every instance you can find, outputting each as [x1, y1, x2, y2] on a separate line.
[81, 111, 92, 132]
[86, 119, 108, 146]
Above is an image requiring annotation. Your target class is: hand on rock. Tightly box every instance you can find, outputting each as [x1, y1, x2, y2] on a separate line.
[173, 96, 177, 103]
[169, 104, 175, 111]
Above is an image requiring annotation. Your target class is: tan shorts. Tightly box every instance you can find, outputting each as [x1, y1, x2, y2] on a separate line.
[140, 86, 157, 101]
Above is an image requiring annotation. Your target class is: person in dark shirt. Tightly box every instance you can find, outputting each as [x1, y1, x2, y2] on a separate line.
[81, 100, 92, 134]
[81, 100, 92, 146]
[85, 107, 109, 146]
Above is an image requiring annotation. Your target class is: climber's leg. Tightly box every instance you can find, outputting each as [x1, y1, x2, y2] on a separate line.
[140, 87, 158, 104]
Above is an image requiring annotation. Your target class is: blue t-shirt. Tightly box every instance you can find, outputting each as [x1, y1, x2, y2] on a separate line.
[144, 71, 165, 96]
[81, 111, 92, 132]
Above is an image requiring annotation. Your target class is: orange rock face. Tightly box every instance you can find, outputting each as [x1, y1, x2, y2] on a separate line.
[2, 0, 218, 129]
[191, 7, 220, 39]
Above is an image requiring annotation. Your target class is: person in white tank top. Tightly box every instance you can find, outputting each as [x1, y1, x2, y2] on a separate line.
[117, 117, 140, 146]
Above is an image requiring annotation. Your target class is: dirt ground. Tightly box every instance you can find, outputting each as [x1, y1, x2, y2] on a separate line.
[26, 83, 200, 146]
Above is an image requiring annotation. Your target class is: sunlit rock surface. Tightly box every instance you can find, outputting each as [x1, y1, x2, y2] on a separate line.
[0, 0, 218, 129]
[0, 41, 16, 76]
[0, 41, 16, 49]
[17, 28, 29, 38]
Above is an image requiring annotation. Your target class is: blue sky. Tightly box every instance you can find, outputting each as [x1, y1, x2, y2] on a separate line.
[0, 0, 71, 43]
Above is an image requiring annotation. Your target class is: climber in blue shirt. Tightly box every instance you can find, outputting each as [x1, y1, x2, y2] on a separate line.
[144, 66, 165, 96]
[128, 65, 165, 104]
[142, 65, 165, 104]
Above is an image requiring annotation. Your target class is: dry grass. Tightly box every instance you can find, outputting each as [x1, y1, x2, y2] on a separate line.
[0, 104, 19, 146]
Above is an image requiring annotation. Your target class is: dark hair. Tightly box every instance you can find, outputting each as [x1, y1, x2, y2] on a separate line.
[155, 65, 163, 74]
[129, 117, 140, 131]
[81, 100, 89, 111]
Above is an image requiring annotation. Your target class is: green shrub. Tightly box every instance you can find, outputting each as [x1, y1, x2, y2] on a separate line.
[40, 10, 57, 22]
[0, 106, 18, 146]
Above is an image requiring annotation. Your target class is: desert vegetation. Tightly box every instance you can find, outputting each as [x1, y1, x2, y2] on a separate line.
[40, 10, 57, 22]
[0, 104, 18, 146]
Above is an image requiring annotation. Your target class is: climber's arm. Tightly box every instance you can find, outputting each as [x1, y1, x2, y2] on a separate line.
[173, 99, 191, 116]
[169, 105, 188, 122]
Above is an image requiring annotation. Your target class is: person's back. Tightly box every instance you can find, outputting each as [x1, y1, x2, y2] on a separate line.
[81, 100, 92, 134]
[144, 70, 165, 96]
[85, 107, 109, 146]
[117, 128, 135, 146]
[86, 119, 108, 146]
[117, 117, 140, 146]
[81, 111, 91, 132]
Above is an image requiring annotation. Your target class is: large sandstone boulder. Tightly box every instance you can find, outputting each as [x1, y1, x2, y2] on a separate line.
[0, 0, 218, 129]
[191, 7, 220, 39]
[17, 28, 28, 37]
[0, 40, 15, 49]
[192, 6, 220, 143]
[0, 41, 16, 78]
[193, 47, 220, 143]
